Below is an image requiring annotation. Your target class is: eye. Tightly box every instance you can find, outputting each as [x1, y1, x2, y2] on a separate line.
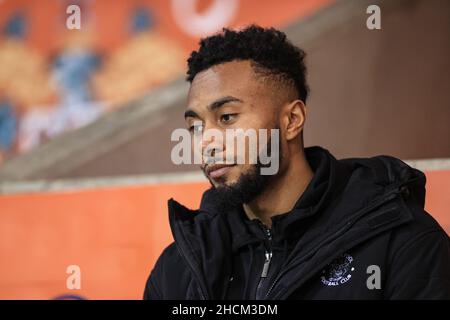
[189, 122, 203, 134]
[220, 113, 237, 124]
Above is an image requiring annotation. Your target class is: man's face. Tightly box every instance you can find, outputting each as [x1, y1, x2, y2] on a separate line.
[185, 60, 283, 196]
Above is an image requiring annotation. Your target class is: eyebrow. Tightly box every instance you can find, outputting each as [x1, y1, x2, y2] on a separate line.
[184, 96, 243, 119]
[208, 96, 243, 111]
[184, 109, 199, 119]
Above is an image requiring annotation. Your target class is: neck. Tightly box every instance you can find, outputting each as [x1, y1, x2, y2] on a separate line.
[243, 148, 313, 228]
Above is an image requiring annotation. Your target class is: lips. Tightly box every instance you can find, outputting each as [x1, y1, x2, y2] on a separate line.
[205, 164, 236, 178]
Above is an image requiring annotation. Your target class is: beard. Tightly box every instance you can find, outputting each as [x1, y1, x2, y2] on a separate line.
[203, 132, 280, 210]
[208, 163, 271, 210]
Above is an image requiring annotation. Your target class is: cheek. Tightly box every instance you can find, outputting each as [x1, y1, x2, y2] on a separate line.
[221, 164, 248, 184]
[233, 163, 255, 177]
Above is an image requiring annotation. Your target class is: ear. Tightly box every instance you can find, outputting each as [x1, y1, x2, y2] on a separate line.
[283, 100, 306, 141]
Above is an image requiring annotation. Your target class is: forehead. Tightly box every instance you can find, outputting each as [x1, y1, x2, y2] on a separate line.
[187, 60, 263, 108]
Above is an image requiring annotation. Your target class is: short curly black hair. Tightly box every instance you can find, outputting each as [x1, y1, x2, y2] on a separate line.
[186, 25, 309, 103]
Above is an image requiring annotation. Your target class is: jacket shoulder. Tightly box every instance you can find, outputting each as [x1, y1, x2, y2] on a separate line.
[395, 194, 448, 243]
[143, 242, 192, 299]
[384, 202, 450, 299]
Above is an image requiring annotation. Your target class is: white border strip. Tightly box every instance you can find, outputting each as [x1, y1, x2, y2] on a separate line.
[0, 171, 207, 195]
[1, 158, 450, 195]
[405, 158, 450, 172]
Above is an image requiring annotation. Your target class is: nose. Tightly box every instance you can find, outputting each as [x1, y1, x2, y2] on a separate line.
[201, 137, 222, 163]
[199, 126, 225, 164]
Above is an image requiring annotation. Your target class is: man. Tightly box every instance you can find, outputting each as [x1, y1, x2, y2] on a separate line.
[144, 25, 450, 299]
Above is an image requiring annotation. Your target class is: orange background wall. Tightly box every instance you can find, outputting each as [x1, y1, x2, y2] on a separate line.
[0, 170, 449, 300]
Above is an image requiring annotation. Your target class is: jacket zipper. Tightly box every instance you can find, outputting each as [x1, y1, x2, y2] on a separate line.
[255, 223, 273, 299]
